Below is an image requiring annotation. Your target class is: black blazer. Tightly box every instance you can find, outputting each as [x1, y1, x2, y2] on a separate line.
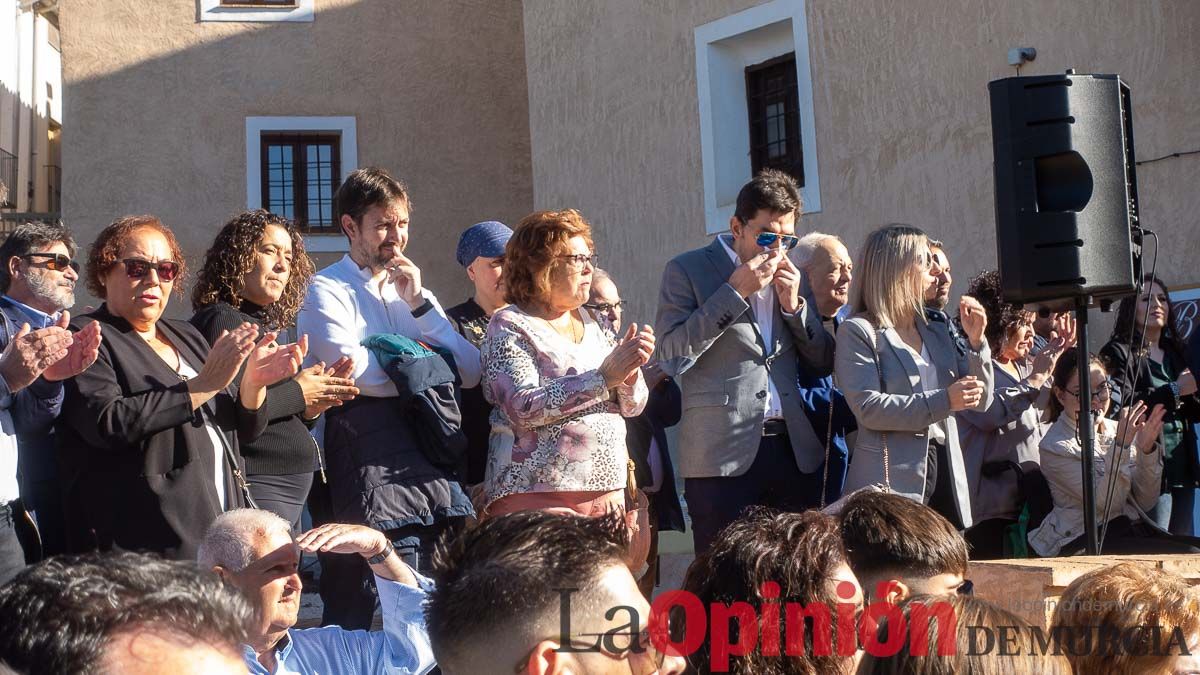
[56, 304, 266, 559]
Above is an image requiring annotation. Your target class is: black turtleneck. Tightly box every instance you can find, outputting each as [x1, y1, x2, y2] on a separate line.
[190, 301, 315, 476]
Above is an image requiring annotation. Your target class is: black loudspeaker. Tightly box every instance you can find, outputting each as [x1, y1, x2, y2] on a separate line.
[988, 72, 1140, 309]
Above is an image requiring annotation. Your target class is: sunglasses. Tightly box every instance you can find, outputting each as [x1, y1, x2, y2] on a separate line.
[756, 232, 799, 250]
[20, 252, 79, 273]
[121, 257, 181, 282]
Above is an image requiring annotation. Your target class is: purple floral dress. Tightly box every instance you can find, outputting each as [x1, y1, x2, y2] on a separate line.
[481, 305, 648, 507]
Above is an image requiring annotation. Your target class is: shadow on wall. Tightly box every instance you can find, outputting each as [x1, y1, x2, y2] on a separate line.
[60, 0, 534, 316]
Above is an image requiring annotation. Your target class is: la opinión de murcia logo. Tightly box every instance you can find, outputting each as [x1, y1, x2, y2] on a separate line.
[554, 582, 1195, 672]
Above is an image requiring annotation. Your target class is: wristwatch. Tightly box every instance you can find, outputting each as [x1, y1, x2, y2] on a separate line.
[366, 540, 394, 565]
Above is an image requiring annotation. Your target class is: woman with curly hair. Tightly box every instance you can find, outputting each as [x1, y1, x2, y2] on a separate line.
[956, 269, 1074, 558]
[191, 210, 359, 527]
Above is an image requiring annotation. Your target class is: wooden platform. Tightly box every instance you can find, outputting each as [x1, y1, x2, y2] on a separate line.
[969, 555, 1200, 627]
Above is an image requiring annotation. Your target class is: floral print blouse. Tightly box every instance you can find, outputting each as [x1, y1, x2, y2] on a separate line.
[481, 305, 648, 506]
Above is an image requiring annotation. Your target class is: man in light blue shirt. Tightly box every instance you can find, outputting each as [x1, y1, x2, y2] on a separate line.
[199, 509, 436, 674]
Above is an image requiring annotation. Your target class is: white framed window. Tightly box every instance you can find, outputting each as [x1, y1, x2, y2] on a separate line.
[695, 0, 821, 234]
[199, 0, 314, 23]
[246, 116, 356, 252]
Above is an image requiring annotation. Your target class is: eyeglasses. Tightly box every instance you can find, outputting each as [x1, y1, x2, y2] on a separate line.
[755, 232, 799, 250]
[121, 257, 181, 282]
[1065, 382, 1113, 401]
[559, 254, 599, 268]
[515, 628, 669, 673]
[20, 253, 79, 273]
[584, 300, 626, 314]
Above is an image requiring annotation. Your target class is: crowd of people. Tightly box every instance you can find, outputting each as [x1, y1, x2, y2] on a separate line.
[0, 166, 1197, 673]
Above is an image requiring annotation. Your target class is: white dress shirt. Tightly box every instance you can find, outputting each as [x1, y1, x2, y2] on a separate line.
[719, 235, 783, 419]
[296, 254, 482, 396]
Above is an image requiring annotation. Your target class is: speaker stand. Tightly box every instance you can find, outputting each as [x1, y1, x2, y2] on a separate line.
[1074, 296, 1100, 555]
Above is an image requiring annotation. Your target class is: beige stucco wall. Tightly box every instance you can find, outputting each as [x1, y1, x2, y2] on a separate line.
[522, 0, 1200, 333]
[61, 0, 533, 315]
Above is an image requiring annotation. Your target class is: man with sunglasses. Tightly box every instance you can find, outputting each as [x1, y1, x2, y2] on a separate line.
[655, 169, 835, 556]
[0, 221, 102, 584]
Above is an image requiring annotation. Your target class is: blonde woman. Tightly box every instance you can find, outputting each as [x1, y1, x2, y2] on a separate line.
[835, 225, 993, 528]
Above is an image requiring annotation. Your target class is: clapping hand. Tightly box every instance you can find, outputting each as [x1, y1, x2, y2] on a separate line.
[1115, 400, 1166, 454]
[194, 323, 259, 392]
[243, 331, 305, 390]
[297, 352, 359, 419]
[1029, 313, 1075, 388]
[958, 296, 988, 351]
[0, 321, 73, 392]
[43, 312, 102, 382]
[599, 323, 655, 388]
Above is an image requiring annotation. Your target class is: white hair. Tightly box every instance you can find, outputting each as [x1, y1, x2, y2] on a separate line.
[791, 232, 844, 270]
[197, 508, 292, 572]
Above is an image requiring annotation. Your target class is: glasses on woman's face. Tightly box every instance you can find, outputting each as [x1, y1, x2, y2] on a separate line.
[1065, 381, 1113, 402]
[121, 257, 181, 282]
[559, 253, 598, 269]
[20, 252, 80, 273]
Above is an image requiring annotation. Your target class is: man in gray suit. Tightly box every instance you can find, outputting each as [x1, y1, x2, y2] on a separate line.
[655, 169, 835, 555]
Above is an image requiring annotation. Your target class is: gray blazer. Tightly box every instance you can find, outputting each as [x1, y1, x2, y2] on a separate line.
[655, 237, 835, 479]
[835, 314, 994, 527]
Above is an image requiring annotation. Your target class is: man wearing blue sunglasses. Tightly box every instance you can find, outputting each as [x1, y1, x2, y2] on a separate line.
[655, 169, 836, 556]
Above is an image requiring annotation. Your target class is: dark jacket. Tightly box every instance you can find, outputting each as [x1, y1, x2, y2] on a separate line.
[625, 377, 686, 532]
[0, 297, 65, 560]
[796, 305, 855, 506]
[191, 301, 318, 476]
[322, 335, 473, 531]
[1100, 338, 1200, 489]
[446, 298, 491, 484]
[0, 298, 65, 484]
[56, 305, 265, 559]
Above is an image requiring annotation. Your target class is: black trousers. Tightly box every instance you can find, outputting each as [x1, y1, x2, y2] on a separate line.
[923, 440, 964, 530]
[308, 472, 464, 629]
[684, 431, 827, 557]
[0, 502, 28, 586]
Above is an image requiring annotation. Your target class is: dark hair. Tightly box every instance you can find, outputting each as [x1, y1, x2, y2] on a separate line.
[681, 508, 853, 674]
[859, 594, 1072, 675]
[426, 510, 629, 671]
[334, 167, 410, 230]
[733, 169, 802, 223]
[964, 269, 1029, 353]
[191, 210, 316, 329]
[838, 491, 968, 588]
[503, 209, 594, 308]
[1109, 275, 1185, 356]
[1047, 347, 1106, 422]
[0, 220, 76, 292]
[85, 215, 187, 298]
[0, 552, 253, 675]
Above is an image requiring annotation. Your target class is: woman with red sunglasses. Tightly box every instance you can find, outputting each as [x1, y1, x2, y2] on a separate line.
[56, 215, 304, 559]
